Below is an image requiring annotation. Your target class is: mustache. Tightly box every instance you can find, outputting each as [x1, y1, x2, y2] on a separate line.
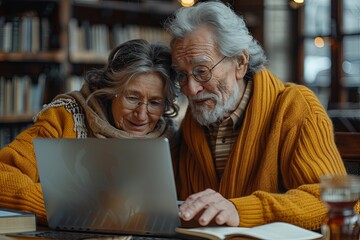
[189, 93, 218, 102]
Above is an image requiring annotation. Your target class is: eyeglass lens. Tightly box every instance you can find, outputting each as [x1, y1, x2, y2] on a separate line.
[176, 56, 226, 86]
[121, 96, 164, 114]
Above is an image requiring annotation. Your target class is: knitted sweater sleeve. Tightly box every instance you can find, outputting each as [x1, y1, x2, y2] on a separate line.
[230, 88, 347, 230]
[0, 105, 77, 226]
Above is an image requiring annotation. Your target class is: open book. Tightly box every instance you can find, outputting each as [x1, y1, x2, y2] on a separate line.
[175, 222, 323, 240]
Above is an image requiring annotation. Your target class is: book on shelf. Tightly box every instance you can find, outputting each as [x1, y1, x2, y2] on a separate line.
[0, 13, 48, 53]
[3, 21, 12, 52]
[67, 75, 85, 92]
[68, 19, 172, 59]
[0, 76, 5, 115]
[0, 122, 33, 148]
[0, 127, 11, 149]
[0, 16, 5, 52]
[40, 17, 49, 52]
[0, 208, 36, 234]
[175, 222, 323, 240]
[11, 16, 21, 52]
[0, 73, 46, 116]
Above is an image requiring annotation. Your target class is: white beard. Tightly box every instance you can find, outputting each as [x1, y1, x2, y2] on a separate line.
[188, 85, 240, 127]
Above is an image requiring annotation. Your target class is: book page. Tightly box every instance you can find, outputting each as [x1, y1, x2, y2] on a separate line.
[177, 226, 248, 240]
[176, 222, 323, 240]
[230, 222, 323, 240]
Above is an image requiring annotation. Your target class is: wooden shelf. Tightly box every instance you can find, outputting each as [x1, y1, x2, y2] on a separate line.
[0, 114, 34, 124]
[0, 51, 65, 62]
[70, 52, 107, 64]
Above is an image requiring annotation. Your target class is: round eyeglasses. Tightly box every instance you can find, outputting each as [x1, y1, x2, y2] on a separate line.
[175, 56, 227, 86]
[119, 95, 165, 115]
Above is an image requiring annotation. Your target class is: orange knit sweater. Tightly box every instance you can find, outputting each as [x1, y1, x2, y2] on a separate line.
[172, 69, 347, 230]
[0, 106, 77, 225]
[0, 94, 174, 226]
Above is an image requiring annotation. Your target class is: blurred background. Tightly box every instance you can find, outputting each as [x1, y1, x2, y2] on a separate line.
[0, 0, 359, 147]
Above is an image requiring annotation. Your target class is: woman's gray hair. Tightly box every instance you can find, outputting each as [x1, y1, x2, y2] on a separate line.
[85, 39, 179, 118]
[164, 1, 267, 79]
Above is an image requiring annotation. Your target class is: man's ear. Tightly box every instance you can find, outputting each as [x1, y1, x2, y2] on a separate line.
[235, 51, 249, 80]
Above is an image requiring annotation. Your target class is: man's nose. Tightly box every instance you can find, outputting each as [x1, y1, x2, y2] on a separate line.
[183, 76, 204, 96]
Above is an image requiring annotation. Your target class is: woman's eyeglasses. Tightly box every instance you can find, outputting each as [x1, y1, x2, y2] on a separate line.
[175, 56, 227, 86]
[119, 95, 165, 115]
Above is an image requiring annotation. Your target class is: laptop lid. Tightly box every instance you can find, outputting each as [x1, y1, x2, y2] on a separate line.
[33, 137, 180, 237]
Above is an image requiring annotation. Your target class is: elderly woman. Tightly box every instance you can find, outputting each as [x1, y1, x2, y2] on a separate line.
[0, 39, 179, 225]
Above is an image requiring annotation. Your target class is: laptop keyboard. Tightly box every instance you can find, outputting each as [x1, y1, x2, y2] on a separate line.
[8, 231, 182, 240]
[8, 231, 130, 240]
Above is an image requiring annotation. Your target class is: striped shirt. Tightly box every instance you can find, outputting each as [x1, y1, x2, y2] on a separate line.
[206, 80, 253, 179]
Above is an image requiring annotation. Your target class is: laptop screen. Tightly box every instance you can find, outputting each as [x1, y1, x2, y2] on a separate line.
[34, 137, 180, 237]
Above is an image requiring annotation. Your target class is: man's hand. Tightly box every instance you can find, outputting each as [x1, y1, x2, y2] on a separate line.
[178, 188, 240, 227]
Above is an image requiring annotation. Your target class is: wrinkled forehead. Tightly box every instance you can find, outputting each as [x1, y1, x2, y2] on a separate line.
[171, 26, 220, 68]
[121, 72, 165, 98]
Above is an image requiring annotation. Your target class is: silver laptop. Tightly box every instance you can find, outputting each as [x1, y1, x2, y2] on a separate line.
[31, 137, 181, 238]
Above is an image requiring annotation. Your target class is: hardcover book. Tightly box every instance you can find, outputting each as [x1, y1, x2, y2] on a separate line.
[0, 208, 36, 234]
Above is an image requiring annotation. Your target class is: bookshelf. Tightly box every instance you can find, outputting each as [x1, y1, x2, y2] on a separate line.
[0, 0, 180, 147]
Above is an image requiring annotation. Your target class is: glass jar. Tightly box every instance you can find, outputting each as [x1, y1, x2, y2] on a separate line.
[320, 174, 360, 240]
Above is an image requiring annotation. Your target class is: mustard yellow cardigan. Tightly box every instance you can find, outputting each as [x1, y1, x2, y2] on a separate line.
[172, 69, 347, 230]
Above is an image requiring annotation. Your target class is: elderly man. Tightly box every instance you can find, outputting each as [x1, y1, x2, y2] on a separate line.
[166, 1, 346, 230]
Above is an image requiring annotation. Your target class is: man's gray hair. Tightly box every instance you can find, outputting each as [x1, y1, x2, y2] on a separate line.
[165, 1, 267, 78]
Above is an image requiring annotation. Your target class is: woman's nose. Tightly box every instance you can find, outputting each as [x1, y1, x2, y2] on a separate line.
[134, 103, 148, 120]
